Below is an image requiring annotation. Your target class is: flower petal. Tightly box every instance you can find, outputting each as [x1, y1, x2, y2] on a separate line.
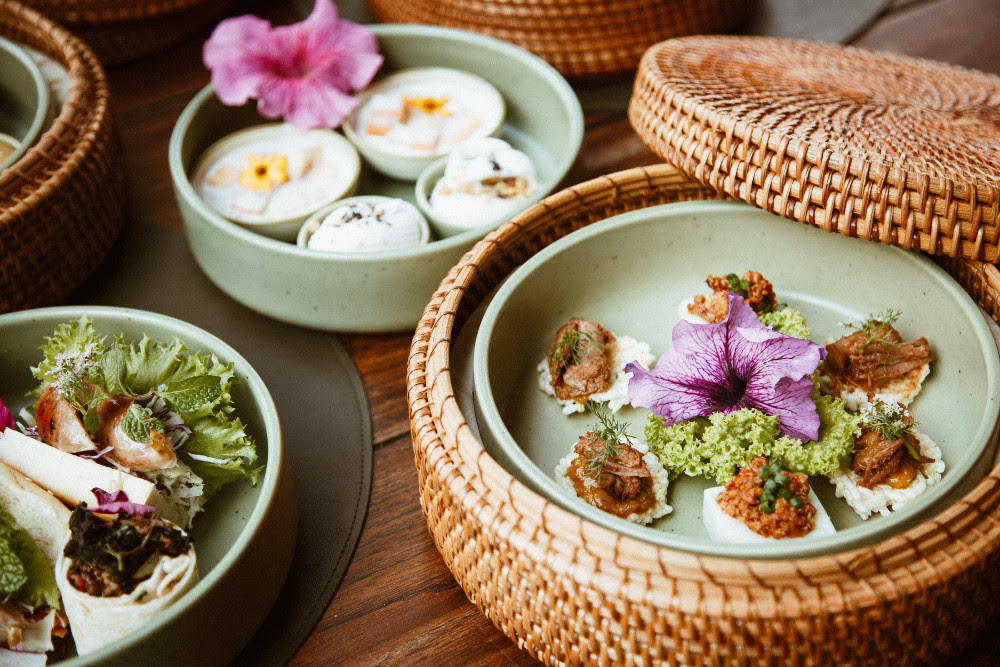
[628, 293, 825, 441]
[202, 0, 383, 129]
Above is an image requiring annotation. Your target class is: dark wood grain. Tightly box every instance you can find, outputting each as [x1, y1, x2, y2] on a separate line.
[97, 1, 1000, 663]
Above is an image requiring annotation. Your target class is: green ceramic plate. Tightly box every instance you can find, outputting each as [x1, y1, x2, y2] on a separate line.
[473, 201, 1000, 559]
[169, 24, 583, 333]
[0, 306, 295, 665]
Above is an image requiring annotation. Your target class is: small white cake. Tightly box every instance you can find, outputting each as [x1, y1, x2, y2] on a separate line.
[428, 137, 537, 230]
[304, 198, 429, 254]
[702, 485, 837, 543]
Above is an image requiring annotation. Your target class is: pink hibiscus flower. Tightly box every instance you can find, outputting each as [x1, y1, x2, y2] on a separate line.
[203, 0, 383, 130]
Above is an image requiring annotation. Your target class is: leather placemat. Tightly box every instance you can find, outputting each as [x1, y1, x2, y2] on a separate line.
[72, 222, 373, 665]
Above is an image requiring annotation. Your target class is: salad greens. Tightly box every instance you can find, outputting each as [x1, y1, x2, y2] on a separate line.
[29, 317, 259, 525]
[0, 506, 60, 609]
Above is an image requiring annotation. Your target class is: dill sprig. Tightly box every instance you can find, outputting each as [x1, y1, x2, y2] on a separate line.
[548, 327, 606, 371]
[860, 399, 921, 460]
[582, 400, 634, 479]
[841, 308, 902, 348]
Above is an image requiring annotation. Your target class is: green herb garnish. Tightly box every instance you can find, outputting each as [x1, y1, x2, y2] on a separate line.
[757, 460, 804, 514]
[581, 401, 634, 480]
[842, 308, 902, 348]
[860, 399, 921, 460]
[724, 273, 751, 298]
[548, 327, 606, 372]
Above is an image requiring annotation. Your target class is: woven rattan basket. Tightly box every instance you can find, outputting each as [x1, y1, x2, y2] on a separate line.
[19, 0, 237, 65]
[0, 0, 124, 313]
[366, 0, 754, 80]
[408, 163, 1000, 664]
[629, 35, 1000, 263]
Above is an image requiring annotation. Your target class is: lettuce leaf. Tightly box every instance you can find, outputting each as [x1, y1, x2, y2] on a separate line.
[31, 318, 259, 506]
[0, 507, 60, 609]
[644, 382, 860, 483]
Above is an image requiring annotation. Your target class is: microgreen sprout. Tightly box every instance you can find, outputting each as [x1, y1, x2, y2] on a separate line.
[548, 327, 606, 372]
[840, 308, 902, 348]
[581, 400, 634, 480]
[860, 399, 921, 460]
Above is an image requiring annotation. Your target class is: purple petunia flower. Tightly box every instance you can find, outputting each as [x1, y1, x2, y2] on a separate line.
[203, 0, 383, 130]
[627, 294, 826, 441]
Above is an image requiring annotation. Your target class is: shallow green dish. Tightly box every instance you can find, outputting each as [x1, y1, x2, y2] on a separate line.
[473, 200, 1000, 560]
[0, 306, 295, 665]
[169, 24, 583, 333]
[0, 36, 49, 171]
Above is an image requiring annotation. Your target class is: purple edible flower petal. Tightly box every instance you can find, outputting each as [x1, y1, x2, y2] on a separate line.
[203, 0, 383, 130]
[0, 397, 14, 431]
[627, 294, 826, 441]
[84, 488, 157, 516]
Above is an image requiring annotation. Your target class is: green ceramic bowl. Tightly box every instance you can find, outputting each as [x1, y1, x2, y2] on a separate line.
[169, 24, 583, 333]
[0, 36, 50, 171]
[473, 200, 1000, 560]
[0, 306, 295, 666]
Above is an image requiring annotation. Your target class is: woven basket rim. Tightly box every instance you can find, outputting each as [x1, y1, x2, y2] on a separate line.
[628, 34, 1000, 262]
[408, 163, 1000, 603]
[0, 0, 110, 209]
[19, 0, 212, 25]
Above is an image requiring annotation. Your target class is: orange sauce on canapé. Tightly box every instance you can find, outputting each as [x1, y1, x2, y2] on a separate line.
[566, 457, 655, 519]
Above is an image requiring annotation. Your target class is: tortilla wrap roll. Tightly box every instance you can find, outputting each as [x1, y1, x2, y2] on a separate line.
[0, 459, 70, 568]
[54, 511, 198, 655]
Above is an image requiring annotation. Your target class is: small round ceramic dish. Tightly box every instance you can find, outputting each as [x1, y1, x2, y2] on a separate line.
[472, 200, 1000, 559]
[415, 136, 539, 238]
[190, 123, 361, 241]
[0, 306, 295, 666]
[0, 35, 49, 171]
[341, 66, 506, 181]
[169, 24, 582, 332]
[297, 195, 430, 253]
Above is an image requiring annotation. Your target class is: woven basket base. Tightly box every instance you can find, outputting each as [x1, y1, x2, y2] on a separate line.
[408, 163, 1000, 664]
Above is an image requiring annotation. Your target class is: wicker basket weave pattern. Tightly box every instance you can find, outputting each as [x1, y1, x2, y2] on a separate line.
[0, 0, 124, 313]
[366, 0, 752, 79]
[628, 36, 1000, 262]
[409, 164, 1000, 664]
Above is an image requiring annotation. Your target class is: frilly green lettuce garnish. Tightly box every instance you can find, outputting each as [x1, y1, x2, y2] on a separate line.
[30, 317, 260, 504]
[644, 381, 860, 484]
[0, 507, 60, 609]
[759, 307, 811, 340]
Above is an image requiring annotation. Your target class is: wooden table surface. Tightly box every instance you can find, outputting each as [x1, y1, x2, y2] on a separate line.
[98, 0, 1000, 663]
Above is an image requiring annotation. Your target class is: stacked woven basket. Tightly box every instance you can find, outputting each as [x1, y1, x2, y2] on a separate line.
[18, 0, 237, 65]
[0, 0, 124, 313]
[408, 36, 1000, 663]
[366, 0, 754, 79]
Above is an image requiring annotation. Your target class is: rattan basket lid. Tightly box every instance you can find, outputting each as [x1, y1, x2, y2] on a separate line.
[629, 35, 1000, 262]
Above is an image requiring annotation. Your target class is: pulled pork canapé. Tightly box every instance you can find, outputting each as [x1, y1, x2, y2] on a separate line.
[823, 321, 934, 396]
[564, 432, 655, 519]
[687, 270, 778, 323]
[717, 456, 816, 538]
[547, 318, 615, 402]
[852, 409, 931, 489]
[63, 509, 192, 598]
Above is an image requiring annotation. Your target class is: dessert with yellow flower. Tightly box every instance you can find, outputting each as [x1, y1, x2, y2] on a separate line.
[346, 67, 505, 178]
[192, 122, 361, 240]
